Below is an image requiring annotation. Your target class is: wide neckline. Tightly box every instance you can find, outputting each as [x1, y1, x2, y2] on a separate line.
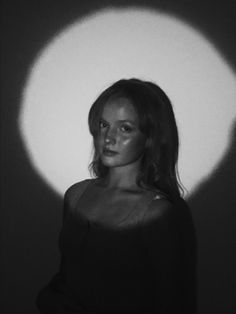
[76, 178, 163, 230]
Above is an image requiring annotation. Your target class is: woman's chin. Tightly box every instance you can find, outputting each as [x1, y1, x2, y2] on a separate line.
[101, 158, 118, 167]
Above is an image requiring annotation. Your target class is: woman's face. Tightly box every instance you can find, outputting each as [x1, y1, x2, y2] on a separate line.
[96, 97, 146, 168]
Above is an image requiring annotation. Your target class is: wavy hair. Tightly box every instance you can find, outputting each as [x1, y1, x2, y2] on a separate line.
[88, 78, 184, 201]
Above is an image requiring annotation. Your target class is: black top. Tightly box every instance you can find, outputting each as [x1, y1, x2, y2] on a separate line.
[36, 179, 197, 313]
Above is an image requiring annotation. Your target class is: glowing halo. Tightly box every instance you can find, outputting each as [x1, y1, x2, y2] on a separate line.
[19, 8, 236, 196]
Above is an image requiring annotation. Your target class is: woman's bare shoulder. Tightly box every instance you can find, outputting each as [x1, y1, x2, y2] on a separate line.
[143, 197, 176, 225]
[64, 179, 94, 206]
[143, 196, 190, 225]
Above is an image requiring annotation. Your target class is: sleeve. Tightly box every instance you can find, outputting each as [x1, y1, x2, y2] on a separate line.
[141, 199, 184, 314]
[36, 186, 91, 314]
[176, 198, 197, 313]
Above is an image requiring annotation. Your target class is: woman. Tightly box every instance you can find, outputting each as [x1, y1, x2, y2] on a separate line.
[36, 78, 197, 313]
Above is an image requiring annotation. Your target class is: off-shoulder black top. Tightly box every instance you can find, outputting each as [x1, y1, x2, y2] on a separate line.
[36, 179, 197, 313]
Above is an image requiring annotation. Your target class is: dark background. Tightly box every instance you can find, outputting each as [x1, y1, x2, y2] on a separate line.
[1, 1, 236, 313]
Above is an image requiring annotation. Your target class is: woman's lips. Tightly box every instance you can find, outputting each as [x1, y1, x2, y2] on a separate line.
[103, 148, 118, 156]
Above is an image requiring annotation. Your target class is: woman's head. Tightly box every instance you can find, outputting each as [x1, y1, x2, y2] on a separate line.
[95, 96, 146, 169]
[88, 78, 183, 200]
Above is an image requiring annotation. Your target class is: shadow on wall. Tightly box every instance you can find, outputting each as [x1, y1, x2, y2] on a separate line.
[1, 1, 236, 314]
[189, 120, 236, 314]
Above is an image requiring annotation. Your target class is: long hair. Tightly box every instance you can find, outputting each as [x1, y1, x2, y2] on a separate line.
[88, 78, 184, 201]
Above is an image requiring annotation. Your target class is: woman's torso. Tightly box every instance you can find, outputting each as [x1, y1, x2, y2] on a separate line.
[60, 179, 163, 312]
[59, 179, 196, 312]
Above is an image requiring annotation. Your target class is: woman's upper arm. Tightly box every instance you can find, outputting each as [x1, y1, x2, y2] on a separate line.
[142, 199, 180, 265]
[36, 181, 90, 313]
[141, 199, 181, 312]
[59, 179, 91, 253]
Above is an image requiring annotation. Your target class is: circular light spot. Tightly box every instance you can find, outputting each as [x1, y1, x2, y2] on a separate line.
[19, 8, 236, 196]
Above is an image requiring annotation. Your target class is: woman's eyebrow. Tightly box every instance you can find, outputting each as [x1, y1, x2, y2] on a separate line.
[99, 117, 109, 123]
[118, 119, 136, 123]
[117, 118, 139, 125]
[100, 117, 136, 124]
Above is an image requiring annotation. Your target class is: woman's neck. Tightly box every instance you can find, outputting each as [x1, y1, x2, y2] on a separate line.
[103, 160, 141, 191]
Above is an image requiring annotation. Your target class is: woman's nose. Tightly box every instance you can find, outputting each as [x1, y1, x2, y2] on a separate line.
[105, 128, 116, 145]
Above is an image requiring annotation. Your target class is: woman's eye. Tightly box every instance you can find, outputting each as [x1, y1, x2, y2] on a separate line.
[99, 121, 108, 128]
[121, 125, 133, 132]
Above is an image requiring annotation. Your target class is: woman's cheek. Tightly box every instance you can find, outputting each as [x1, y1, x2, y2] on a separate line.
[121, 137, 133, 148]
[122, 136, 140, 152]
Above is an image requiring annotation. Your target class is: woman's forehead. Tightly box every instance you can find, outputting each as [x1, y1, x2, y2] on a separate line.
[102, 97, 138, 121]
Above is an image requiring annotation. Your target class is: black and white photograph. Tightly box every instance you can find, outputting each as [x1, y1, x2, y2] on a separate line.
[1, 1, 236, 313]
